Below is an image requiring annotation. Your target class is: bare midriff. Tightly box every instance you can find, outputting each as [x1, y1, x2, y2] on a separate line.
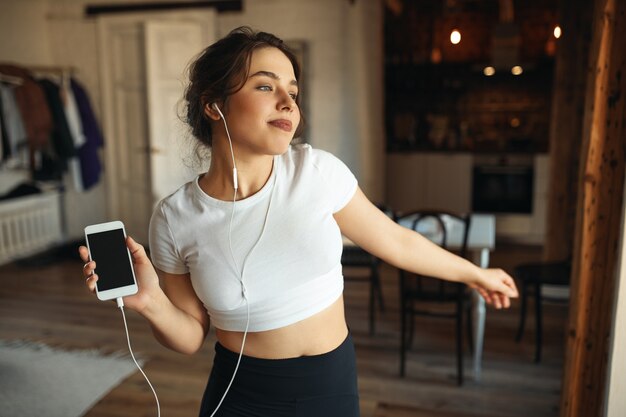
[215, 296, 349, 359]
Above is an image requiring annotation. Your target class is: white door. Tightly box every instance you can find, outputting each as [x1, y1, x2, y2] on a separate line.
[97, 11, 215, 244]
[145, 20, 212, 204]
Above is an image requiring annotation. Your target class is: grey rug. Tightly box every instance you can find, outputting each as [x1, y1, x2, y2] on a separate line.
[0, 340, 145, 417]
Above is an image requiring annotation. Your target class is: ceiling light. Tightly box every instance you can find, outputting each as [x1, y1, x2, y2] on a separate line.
[450, 29, 461, 45]
[554, 25, 562, 39]
[483, 66, 496, 76]
[511, 65, 523, 75]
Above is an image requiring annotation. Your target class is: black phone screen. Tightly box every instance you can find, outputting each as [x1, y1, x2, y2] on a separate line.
[87, 229, 135, 291]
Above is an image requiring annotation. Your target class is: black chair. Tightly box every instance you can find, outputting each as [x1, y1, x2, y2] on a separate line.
[342, 204, 392, 335]
[514, 260, 571, 362]
[396, 210, 472, 385]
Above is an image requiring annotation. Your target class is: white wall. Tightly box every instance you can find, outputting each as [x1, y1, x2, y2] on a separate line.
[605, 173, 626, 416]
[0, 0, 52, 65]
[343, 0, 386, 203]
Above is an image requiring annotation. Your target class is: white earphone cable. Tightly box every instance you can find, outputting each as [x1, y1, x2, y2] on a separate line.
[213, 103, 238, 191]
[208, 104, 276, 416]
[209, 103, 247, 417]
[116, 297, 160, 417]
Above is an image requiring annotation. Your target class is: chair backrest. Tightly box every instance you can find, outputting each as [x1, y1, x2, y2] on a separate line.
[395, 210, 472, 300]
[377, 203, 394, 218]
[513, 259, 571, 284]
[342, 202, 394, 267]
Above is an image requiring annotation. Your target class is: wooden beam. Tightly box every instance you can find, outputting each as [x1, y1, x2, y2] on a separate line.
[543, 0, 594, 262]
[84, 1, 242, 16]
[561, 0, 626, 415]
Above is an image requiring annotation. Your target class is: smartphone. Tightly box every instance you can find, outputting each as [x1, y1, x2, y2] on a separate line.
[84, 221, 138, 301]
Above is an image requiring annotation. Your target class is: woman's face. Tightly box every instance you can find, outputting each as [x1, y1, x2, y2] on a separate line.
[217, 46, 300, 157]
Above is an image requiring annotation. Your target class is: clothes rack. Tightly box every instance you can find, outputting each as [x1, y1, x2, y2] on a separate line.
[27, 65, 76, 75]
[0, 63, 82, 254]
[0, 73, 23, 85]
[28, 65, 77, 89]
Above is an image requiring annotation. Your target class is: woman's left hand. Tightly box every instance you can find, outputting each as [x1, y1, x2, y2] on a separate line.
[469, 268, 519, 309]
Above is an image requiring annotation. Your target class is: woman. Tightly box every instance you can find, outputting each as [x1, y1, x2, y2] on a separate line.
[79, 27, 518, 417]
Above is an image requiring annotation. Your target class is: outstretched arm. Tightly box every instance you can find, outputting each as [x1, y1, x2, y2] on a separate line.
[333, 187, 518, 308]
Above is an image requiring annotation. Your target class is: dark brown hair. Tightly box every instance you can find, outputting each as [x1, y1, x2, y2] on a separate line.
[184, 26, 304, 148]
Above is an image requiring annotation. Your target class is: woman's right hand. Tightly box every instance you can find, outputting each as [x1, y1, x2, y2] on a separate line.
[79, 236, 161, 314]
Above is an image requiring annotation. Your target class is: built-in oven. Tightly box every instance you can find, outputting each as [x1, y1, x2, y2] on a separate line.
[472, 156, 534, 214]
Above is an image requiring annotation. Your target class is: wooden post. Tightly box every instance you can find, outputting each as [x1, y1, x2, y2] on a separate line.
[543, 0, 594, 262]
[561, 0, 626, 415]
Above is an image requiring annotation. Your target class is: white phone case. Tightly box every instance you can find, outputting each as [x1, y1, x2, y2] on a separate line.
[84, 220, 138, 301]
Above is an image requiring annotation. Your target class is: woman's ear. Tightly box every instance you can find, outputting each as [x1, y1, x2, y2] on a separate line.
[204, 102, 221, 121]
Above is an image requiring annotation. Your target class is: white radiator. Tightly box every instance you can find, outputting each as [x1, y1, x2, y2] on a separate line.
[0, 191, 63, 266]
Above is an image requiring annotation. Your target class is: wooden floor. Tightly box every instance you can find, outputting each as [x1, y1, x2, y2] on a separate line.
[0, 243, 566, 417]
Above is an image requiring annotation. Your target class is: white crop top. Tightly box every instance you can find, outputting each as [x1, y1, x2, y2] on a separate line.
[148, 144, 358, 332]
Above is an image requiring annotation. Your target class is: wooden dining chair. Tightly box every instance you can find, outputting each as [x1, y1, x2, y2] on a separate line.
[342, 245, 384, 335]
[341, 204, 392, 335]
[396, 210, 472, 385]
[514, 259, 571, 362]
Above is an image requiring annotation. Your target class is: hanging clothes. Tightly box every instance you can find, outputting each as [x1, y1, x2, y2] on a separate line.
[0, 92, 9, 161]
[38, 78, 77, 170]
[0, 64, 52, 151]
[60, 78, 86, 149]
[70, 78, 103, 190]
[0, 83, 27, 163]
[59, 76, 86, 191]
[0, 64, 104, 190]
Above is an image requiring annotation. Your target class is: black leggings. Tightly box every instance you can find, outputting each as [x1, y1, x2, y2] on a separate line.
[199, 333, 360, 417]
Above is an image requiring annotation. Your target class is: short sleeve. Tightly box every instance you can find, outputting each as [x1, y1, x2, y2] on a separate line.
[148, 201, 188, 274]
[311, 148, 358, 213]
